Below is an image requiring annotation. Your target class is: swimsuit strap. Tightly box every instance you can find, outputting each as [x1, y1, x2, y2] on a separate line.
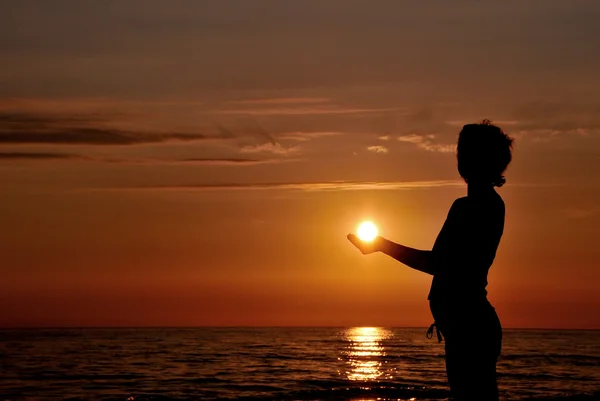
[426, 322, 444, 343]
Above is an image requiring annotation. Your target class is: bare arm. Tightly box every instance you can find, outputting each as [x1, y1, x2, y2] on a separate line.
[347, 234, 434, 275]
[379, 237, 434, 275]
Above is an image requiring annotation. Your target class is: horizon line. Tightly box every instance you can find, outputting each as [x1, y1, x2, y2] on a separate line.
[1, 325, 598, 331]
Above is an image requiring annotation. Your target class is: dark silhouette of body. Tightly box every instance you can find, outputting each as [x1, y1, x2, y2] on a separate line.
[348, 120, 514, 401]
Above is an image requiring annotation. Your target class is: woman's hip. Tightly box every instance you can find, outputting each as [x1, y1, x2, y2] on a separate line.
[429, 298, 502, 353]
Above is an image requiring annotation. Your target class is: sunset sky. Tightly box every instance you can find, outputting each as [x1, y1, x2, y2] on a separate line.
[1, 1, 599, 329]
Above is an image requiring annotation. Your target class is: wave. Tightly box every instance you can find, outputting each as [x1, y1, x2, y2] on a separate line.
[502, 353, 600, 362]
[51, 389, 600, 401]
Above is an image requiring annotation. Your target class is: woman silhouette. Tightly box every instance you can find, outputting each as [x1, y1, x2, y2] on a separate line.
[348, 120, 514, 401]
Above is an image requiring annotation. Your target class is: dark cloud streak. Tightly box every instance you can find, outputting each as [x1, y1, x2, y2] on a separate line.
[177, 158, 292, 166]
[0, 128, 206, 145]
[0, 111, 207, 145]
[0, 151, 84, 160]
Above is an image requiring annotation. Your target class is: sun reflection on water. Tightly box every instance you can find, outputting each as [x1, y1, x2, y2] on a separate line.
[343, 327, 392, 381]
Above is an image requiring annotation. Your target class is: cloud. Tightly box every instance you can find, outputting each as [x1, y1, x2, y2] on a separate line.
[398, 133, 456, 153]
[0, 127, 206, 145]
[0, 112, 207, 145]
[175, 158, 298, 166]
[233, 116, 278, 145]
[512, 102, 600, 125]
[214, 106, 399, 116]
[367, 145, 388, 153]
[42, 156, 300, 165]
[214, 124, 236, 139]
[398, 134, 435, 144]
[240, 143, 299, 155]
[378, 135, 390, 141]
[0, 109, 305, 161]
[507, 101, 600, 140]
[227, 117, 303, 155]
[418, 142, 457, 153]
[444, 103, 600, 142]
[444, 112, 600, 144]
[0, 111, 299, 164]
[93, 180, 463, 192]
[0, 151, 85, 160]
[0, 153, 276, 165]
[230, 97, 330, 105]
[0, 112, 103, 126]
[446, 119, 519, 128]
[277, 131, 342, 142]
[513, 128, 599, 142]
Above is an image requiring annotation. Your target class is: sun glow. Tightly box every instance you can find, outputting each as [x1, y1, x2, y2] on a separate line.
[357, 221, 378, 242]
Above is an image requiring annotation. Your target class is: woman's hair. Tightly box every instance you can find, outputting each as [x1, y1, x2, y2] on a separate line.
[457, 119, 514, 187]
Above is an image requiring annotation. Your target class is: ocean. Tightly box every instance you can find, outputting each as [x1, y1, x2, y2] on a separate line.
[1, 328, 598, 400]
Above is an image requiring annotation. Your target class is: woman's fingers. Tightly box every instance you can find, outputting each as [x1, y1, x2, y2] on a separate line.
[347, 233, 361, 248]
[347, 233, 368, 254]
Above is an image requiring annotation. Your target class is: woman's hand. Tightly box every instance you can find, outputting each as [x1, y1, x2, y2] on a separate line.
[348, 234, 434, 275]
[347, 234, 383, 254]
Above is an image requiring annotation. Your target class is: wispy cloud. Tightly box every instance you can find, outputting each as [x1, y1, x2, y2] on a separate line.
[418, 143, 457, 153]
[445, 119, 519, 127]
[378, 135, 390, 141]
[398, 133, 456, 153]
[0, 110, 303, 163]
[0, 151, 85, 160]
[43, 156, 301, 166]
[233, 116, 278, 145]
[0, 98, 206, 111]
[214, 106, 399, 116]
[0, 111, 103, 126]
[367, 145, 389, 154]
[240, 143, 299, 155]
[398, 133, 434, 144]
[277, 131, 342, 142]
[506, 101, 600, 141]
[513, 128, 599, 142]
[512, 102, 600, 127]
[229, 117, 301, 155]
[0, 128, 206, 145]
[230, 97, 330, 105]
[174, 158, 298, 166]
[0, 112, 207, 145]
[93, 180, 463, 192]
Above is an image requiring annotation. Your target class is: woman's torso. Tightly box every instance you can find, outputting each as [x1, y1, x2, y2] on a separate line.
[428, 191, 505, 303]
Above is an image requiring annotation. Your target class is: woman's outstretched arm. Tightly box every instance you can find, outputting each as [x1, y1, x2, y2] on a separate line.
[347, 234, 434, 275]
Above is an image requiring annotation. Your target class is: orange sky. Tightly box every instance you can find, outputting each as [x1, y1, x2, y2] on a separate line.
[1, 1, 600, 329]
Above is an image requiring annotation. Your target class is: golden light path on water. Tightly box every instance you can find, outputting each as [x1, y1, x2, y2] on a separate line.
[343, 327, 394, 382]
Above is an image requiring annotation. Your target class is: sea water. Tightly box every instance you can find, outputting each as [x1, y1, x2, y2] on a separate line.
[1, 328, 599, 400]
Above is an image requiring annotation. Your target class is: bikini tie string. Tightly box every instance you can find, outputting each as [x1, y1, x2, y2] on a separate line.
[426, 322, 444, 343]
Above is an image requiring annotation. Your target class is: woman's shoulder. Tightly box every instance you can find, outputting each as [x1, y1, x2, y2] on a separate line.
[451, 193, 505, 215]
[450, 196, 469, 210]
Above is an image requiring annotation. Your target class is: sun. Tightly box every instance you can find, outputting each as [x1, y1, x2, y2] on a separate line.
[357, 221, 379, 242]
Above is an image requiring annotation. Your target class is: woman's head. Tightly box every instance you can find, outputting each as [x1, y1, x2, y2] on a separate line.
[457, 120, 514, 187]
